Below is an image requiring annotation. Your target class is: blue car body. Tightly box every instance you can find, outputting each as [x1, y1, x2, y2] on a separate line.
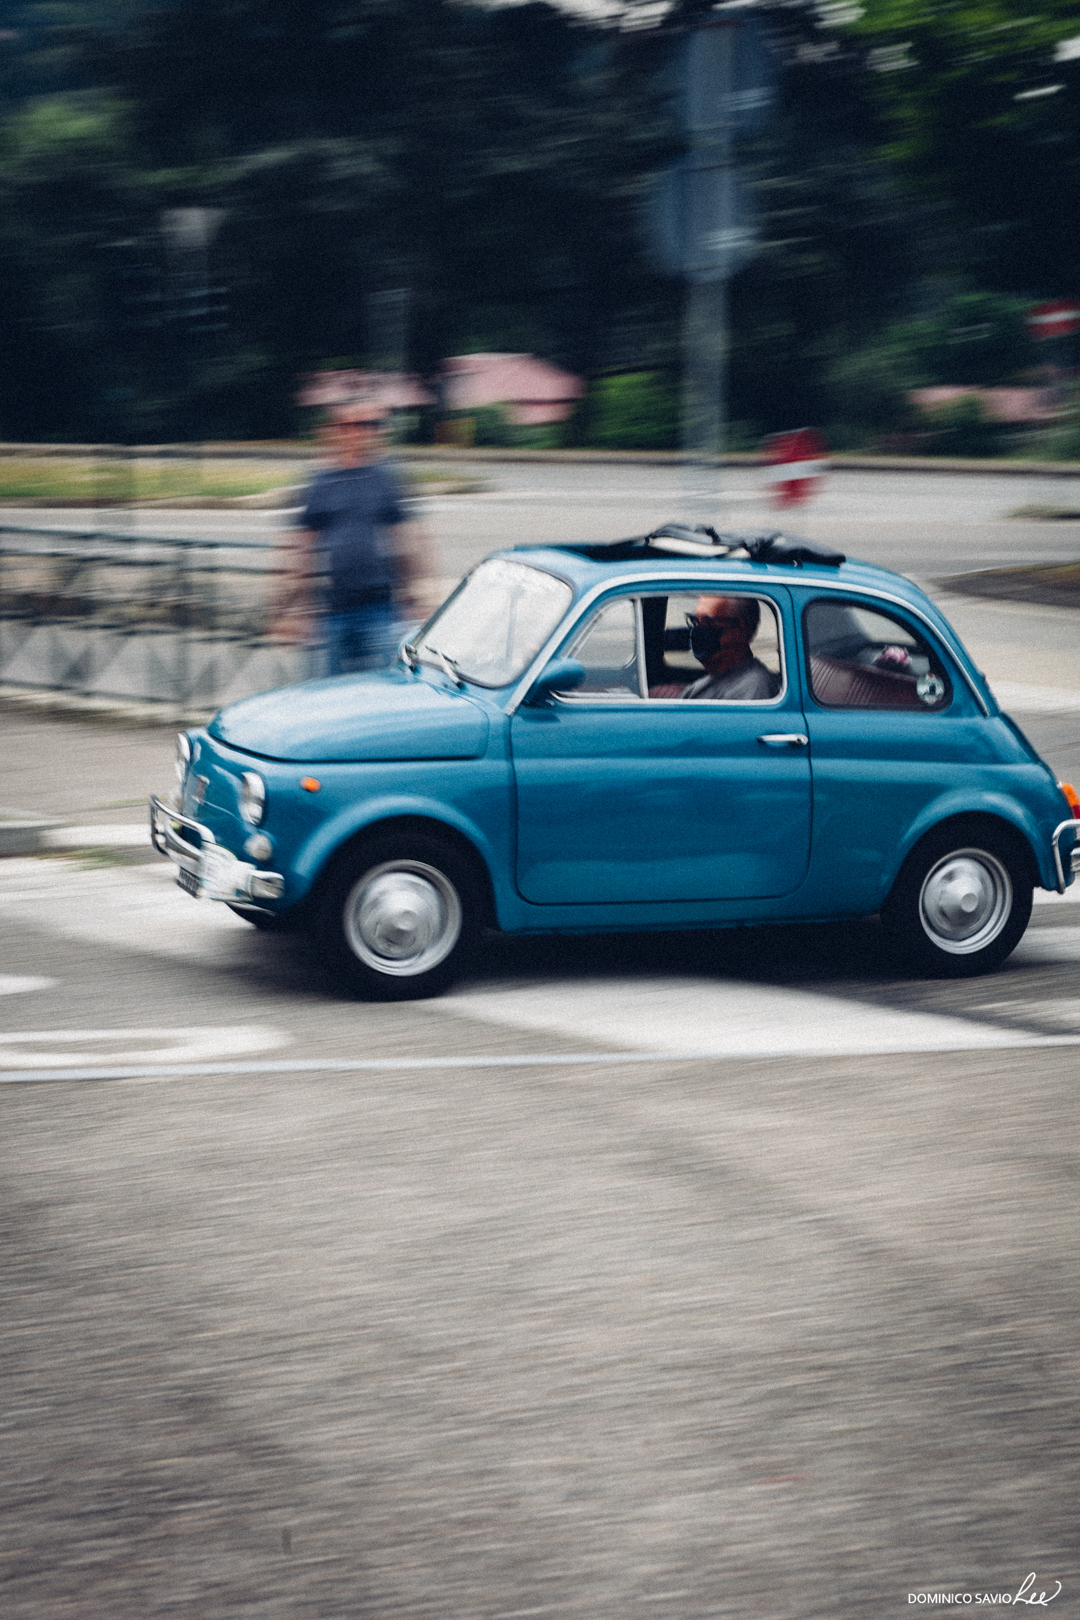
[153, 533, 1078, 989]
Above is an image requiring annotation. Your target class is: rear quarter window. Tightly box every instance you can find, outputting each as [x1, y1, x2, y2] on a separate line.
[803, 598, 951, 712]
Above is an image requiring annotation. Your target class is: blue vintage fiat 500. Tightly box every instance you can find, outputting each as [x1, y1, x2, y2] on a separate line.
[151, 525, 1080, 998]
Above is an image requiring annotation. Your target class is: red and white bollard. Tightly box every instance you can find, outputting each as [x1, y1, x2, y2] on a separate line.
[762, 428, 829, 508]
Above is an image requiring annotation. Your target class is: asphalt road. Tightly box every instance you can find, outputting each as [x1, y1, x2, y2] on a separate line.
[7, 459, 1080, 583]
[1, 859, 1078, 1619]
[2, 461, 1079, 1618]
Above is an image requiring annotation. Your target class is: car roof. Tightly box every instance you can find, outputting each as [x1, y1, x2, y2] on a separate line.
[496, 537, 933, 614]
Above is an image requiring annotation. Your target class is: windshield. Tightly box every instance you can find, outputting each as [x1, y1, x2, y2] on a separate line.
[415, 558, 573, 688]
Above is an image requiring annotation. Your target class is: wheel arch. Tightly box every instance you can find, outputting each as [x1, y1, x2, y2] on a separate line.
[891, 810, 1039, 896]
[891, 804, 1044, 896]
[312, 813, 498, 929]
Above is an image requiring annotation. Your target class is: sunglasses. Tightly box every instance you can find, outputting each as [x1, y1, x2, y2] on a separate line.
[685, 613, 748, 629]
[336, 417, 387, 431]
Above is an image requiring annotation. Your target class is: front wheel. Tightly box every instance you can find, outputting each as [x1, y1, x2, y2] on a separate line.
[882, 823, 1032, 977]
[315, 833, 480, 999]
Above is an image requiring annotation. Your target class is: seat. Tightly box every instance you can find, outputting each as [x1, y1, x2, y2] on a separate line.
[810, 655, 923, 710]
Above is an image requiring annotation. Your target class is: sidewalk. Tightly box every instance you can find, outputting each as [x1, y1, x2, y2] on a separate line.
[1, 700, 175, 856]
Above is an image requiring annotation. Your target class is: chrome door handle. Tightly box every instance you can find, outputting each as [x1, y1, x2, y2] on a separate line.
[757, 733, 809, 747]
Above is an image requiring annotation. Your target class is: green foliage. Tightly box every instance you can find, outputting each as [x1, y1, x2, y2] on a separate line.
[0, 0, 1076, 448]
[824, 291, 1037, 449]
[465, 406, 516, 449]
[889, 292, 1037, 386]
[0, 0, 671, 440]
[1029, 388, 1080, 461]
[586, 372, 678, 450]
[845, 0, 1080, 295]
[915, 393, 1005, 458]
[824, 342, 921, 448]
[450, 406, 570, 450]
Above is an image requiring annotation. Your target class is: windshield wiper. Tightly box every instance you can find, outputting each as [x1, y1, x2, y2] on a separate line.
[421, 643, 465, 688]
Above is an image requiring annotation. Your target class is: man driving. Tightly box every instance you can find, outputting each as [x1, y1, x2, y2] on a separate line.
[680, 594, 780, 701]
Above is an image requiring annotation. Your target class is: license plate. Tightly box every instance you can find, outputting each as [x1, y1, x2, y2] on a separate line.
[177, 865, 200, 898]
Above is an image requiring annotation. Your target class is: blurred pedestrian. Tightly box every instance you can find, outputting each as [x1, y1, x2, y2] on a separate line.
[297, 404, 431, 675]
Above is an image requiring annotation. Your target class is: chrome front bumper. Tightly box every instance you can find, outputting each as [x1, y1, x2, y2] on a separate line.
[150, 795, 285, 904]
[1052, 817, 1080, 893]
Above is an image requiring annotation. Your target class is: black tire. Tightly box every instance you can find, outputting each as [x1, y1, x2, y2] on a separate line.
[881, 820, 1033, 977]
[315, 831, 480, 999]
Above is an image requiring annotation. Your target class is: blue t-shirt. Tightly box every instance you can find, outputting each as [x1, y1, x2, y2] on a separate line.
[301, 461, 407, 607]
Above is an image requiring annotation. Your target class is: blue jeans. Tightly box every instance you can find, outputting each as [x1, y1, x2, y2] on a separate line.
[321, 599, 396, 676]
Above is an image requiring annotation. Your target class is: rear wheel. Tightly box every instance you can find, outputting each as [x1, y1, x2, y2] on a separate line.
[882, 822, 1032, 977]
[316, 832, 480, 999]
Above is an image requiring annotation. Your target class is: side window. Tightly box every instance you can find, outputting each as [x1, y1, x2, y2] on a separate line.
[642, 593, 784, 702]
[559, 596, 642, 699]
[804, 598, 951, 711]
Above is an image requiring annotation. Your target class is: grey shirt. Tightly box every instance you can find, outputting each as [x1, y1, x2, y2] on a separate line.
[680, 655, 780, 702]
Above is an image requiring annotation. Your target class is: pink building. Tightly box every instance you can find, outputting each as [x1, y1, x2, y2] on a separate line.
[439, 353, 584, 425]
[909, 386, 1060, 424]
[299, 353, 585, 426]
[297, 370, 435, 411]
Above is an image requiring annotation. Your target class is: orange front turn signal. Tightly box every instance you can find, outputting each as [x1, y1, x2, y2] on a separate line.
[301, 777, 321, 793]
[1059, 781, 1080, 816]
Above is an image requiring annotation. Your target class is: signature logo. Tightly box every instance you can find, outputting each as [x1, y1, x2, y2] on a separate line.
[909, 1573, 1062, 1607]
[1014, 1574, 1063, 1607]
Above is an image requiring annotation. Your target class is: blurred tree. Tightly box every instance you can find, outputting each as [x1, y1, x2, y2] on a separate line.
[846, 0, 1080, 296]
[2, 0, 1070, 445]
[0, 0, 676, 437]
[0, 90, 160, 438]
[80, 0, 672, 423]
[717, 1, 920, 435]
[587, 370, 679, 448]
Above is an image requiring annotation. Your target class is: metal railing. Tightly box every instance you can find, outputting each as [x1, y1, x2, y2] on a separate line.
[0, 521, 313, 710]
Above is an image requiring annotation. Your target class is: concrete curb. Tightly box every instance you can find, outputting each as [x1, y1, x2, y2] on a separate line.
[0, 815, 158, 859]
[0, 811, 68, 856]
[41, 823, 153, 854]
[0, 686, 212, 727]
[1, 441, 1079, 476]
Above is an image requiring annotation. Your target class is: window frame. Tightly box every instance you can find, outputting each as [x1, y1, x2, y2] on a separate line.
[801, 595, 954, 714]
[642, 589, 787, 706]
[552, 587, 788, 707]
[555, 592, 648, 702]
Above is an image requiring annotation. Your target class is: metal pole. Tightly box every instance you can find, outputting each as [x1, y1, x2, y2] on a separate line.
[681, 277, 726, 519]
[680, 15, 735, 524]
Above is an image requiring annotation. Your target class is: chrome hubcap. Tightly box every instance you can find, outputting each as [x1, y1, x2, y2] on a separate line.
[919, 848, 1012, 955]
[344, 860, 462, 977]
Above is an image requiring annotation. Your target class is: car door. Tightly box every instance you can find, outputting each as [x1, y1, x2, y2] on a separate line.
[797, 591, 990, 907]
[510, 585, 812, 905]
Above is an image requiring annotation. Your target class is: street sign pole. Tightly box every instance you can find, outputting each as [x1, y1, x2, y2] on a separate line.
[681, 16, 732, 518]
[649, 8, 774, 522]
[682, 279, 727, 515]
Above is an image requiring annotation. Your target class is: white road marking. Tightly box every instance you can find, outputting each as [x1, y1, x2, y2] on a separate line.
[2, 860, 1078, 1073]
[0, 1026, 288, 1069]
[431, 975, 1073, 1059]
[0, 975, 56, 995]
[990, 679, 1080, 713]
[4, 1036, 1080, 1084]
[1010, 925, 1080, 961]
[0, 858, 250, 963]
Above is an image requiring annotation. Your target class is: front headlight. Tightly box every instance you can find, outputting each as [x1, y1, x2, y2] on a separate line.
[240, 771, 266, 826]
[175, 732, 192, 786]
